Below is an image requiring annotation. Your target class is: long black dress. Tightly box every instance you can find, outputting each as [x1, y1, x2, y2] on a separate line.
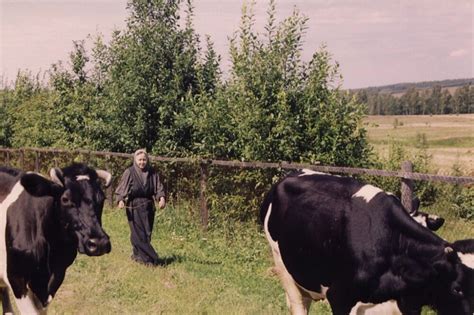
[115, 165, 165, 265]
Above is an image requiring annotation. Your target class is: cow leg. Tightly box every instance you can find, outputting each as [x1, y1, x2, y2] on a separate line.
[0, 287, 13, 315]
[396, 298, 422, 315]
[13, 290, 46, 315]
[272, 264, 312, 315]
[326, 284, 357, 315]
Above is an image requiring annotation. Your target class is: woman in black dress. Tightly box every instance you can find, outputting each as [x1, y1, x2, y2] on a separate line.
[115, 149, 166, 265]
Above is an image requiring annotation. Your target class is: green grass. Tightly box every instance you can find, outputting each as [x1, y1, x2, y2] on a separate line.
[45, 204, 296, 314]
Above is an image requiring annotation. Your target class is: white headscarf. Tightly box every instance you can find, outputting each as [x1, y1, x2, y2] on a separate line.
[133, 149, 149, 184]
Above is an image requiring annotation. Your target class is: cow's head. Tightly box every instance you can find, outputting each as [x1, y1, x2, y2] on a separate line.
[21, 163, 112, 256]
[409, 197, 445, 231]
[432, 247, 473, 315]
[397, 246, 472, 315]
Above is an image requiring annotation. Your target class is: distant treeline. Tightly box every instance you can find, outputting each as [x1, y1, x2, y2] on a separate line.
[352, 83, 473, 115]
[355, 78, 473, 94]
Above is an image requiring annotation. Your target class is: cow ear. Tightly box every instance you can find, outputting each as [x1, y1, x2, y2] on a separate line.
[411, 197, 420, 213]
[96, 170, 112, 188]
[20, 173, 62, 197]
[50, 167, 64, 186]
[426, 216, 445, 231]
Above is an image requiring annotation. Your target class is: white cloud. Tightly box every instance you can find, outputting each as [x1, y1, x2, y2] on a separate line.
[449, 49, 468, 57]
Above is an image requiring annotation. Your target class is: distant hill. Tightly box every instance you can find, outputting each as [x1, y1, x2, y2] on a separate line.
[353, 78, 473, 96]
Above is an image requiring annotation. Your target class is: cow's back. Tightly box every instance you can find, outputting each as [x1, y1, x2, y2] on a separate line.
[263, 172, 365, 291]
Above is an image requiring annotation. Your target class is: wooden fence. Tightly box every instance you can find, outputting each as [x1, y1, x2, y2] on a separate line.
[1, 147, 473, 229]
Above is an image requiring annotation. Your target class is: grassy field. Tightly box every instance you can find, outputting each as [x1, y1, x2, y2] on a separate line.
[41, 205, 333, 314]
[363, 114, 474, 175]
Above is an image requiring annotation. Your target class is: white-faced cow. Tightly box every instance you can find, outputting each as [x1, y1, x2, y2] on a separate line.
[260, 169, 472, 315]
[0, 163, 112, 314]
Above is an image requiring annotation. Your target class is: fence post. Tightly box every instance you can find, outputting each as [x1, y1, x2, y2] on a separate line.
[401, 160, 414, 213]
[35, 151, 41, 172]
[20, 149, 25, 170]
[5, 151, 10, 166]
[105, 155, 114, 208]
[199, 161, 209, 230]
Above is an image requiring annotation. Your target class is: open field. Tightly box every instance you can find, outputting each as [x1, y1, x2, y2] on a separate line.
[363, 114, 474, 175]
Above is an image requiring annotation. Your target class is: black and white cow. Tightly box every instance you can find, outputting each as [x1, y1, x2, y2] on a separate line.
[0, 163, 112, 314]
[260, 169, 472, 315]
[349, 240, 474, 314]
[408, 197, 445, 231]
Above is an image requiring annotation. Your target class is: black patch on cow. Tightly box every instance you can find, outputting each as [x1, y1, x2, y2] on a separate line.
[452, 239, 474, 255]
[20, 173, 63, 197]
[0, 166, 22, 177]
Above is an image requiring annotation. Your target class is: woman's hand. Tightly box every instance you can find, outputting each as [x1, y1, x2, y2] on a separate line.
[118, 200, 125, 209]
[158, 197, 166, 209]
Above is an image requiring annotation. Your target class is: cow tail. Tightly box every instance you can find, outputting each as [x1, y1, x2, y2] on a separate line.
[259, 184, 277, 225]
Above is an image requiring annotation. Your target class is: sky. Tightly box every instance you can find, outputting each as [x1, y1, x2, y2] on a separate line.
[1, 0, 472, 89]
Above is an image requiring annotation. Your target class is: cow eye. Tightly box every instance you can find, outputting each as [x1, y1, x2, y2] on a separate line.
[61, 196, 70, 204]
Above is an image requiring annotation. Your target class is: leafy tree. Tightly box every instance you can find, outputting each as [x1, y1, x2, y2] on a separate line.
[452, 84, 471, 114]
[0, 88, 14, 147]
[95, 0, 203, 154]
[203, 0, 372, 166]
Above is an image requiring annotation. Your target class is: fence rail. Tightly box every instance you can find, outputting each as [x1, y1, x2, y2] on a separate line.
[1, 147, 473, 228]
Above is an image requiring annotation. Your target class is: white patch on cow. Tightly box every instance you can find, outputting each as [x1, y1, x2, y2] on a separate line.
[410, 213, 427, 227]
[428, 214, 439, 220]
[15, 290, 46, 315]
[458, 253, 474, 269]
[0, 181, 24, 289]
[0, 181, 48, 315]
[76, 175, 90, 181]
[350, 301, 401, 315]
[264, 203, 324, 315]
[298, 169, 328, 177]
[352, 185, 383, 203]
[299, 285, 328, 301]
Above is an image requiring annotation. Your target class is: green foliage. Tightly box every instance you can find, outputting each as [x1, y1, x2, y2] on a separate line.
[451, 185, 474, 220]
[0, 88, 14, 147]
[363, 139, 438, 206]
[96, 0, 203, 154]
[1, 0, 372, 170]
[199, 0, 371, 166]
[441, 164, 474, 220]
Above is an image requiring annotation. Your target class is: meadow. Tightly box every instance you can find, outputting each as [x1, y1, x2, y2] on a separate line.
[363, 114, 474, 175]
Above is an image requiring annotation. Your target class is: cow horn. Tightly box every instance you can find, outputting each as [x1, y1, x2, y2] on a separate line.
[444, 246, 454, 254]
[96, 170, 112, 188]
[50, 167, 64, 186]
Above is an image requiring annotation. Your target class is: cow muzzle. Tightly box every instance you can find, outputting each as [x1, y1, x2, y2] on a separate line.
[87, 237, 111, 256]
[78, 235, 111, 256]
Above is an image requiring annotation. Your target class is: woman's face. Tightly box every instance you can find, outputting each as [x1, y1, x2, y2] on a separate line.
[135, 153, 148, 170]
